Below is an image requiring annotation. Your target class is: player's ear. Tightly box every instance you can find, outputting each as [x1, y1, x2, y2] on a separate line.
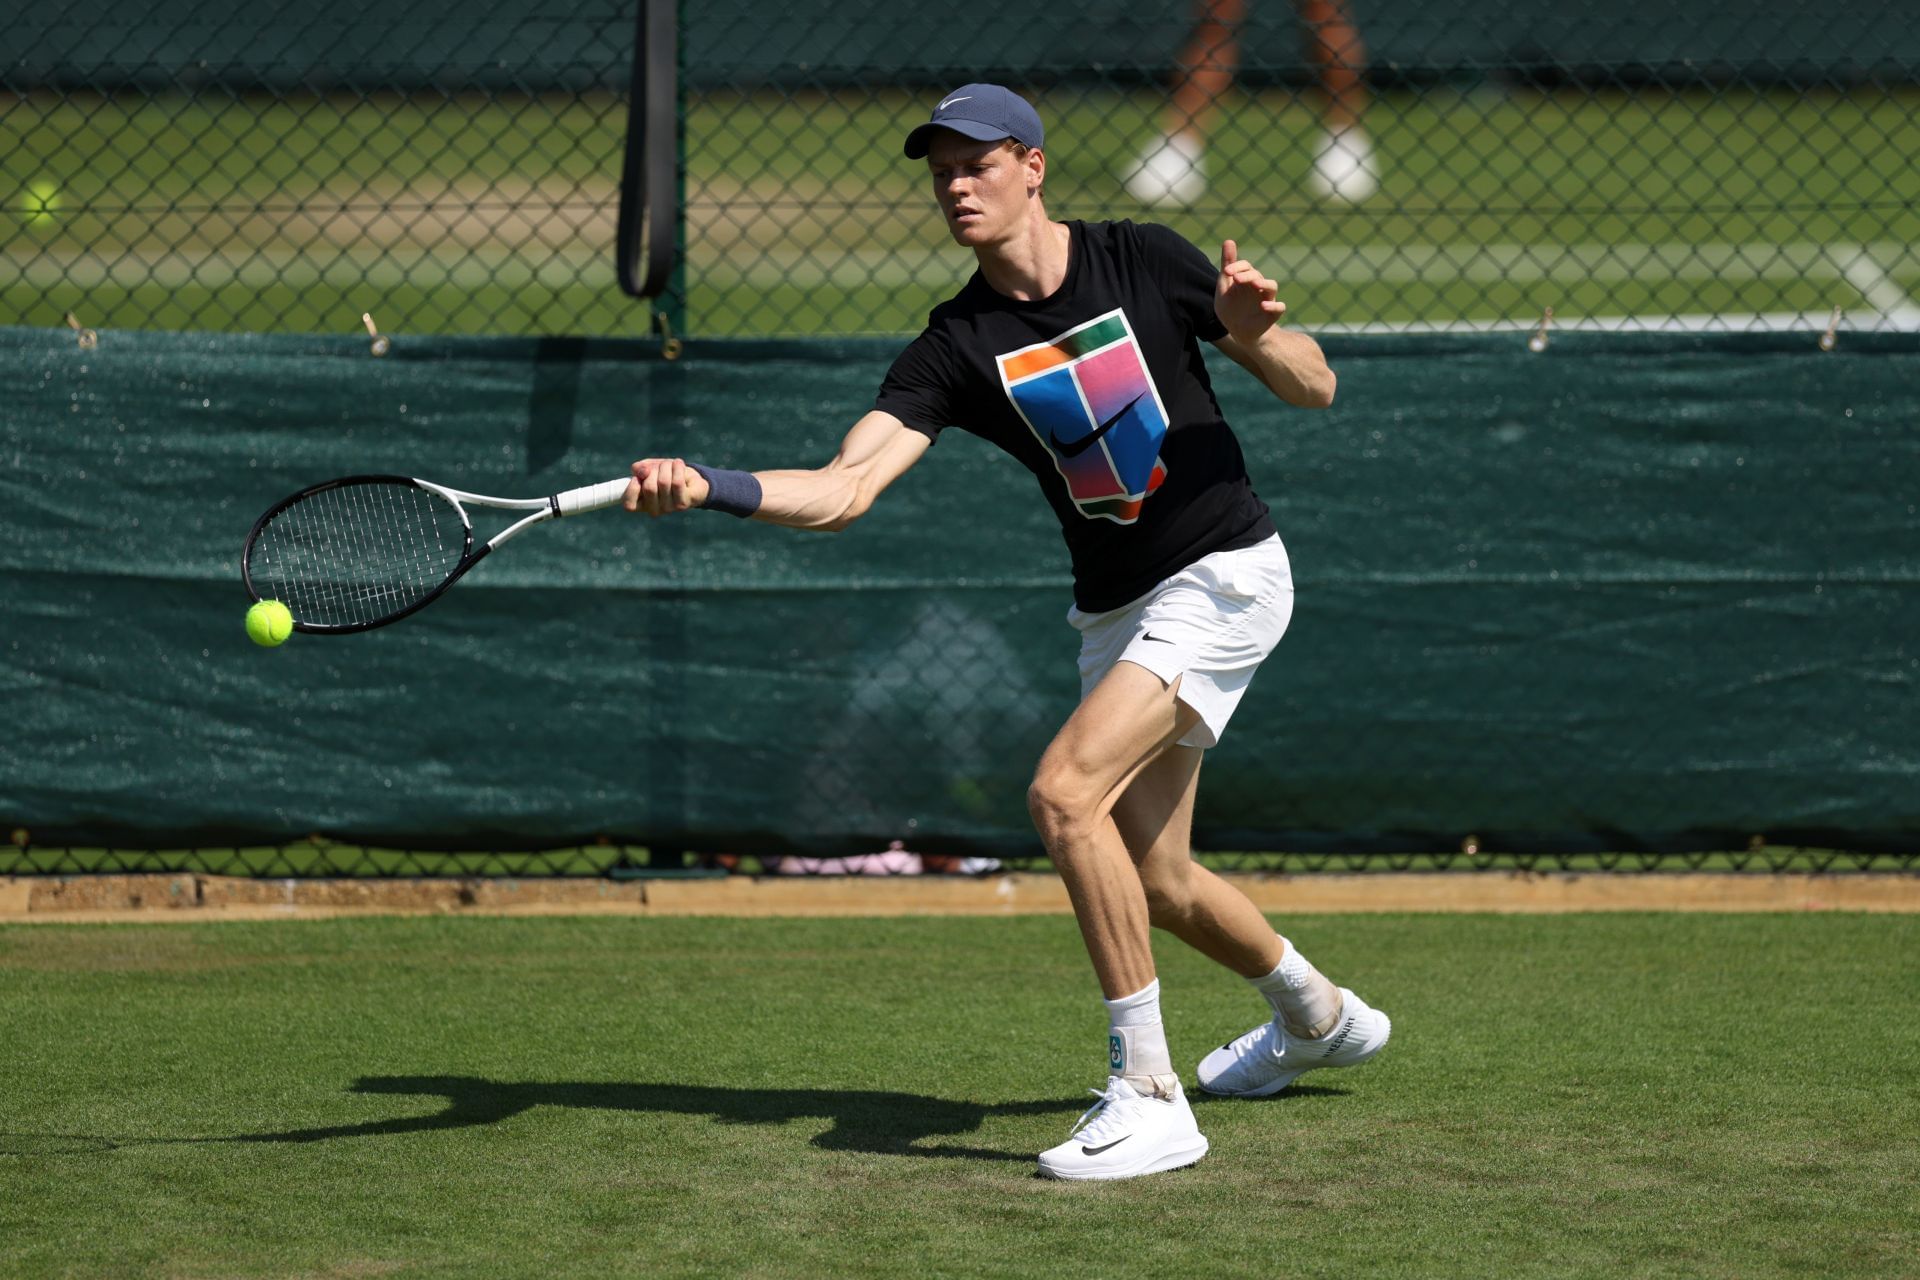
[1027, 147, 1045, 196]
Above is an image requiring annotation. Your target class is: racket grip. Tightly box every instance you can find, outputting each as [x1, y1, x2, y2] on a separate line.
[554, 477, 632, 516]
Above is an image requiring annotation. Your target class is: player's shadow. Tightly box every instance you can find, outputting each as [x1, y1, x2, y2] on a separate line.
[204, 1075, 1085, 1164]
[0, 1077, 1353, 1162]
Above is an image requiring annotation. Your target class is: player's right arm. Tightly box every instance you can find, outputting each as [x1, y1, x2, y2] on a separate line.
[624, 410, 931, 532]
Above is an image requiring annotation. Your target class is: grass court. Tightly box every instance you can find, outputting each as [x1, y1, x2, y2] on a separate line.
[3, 912, 1916, 1277]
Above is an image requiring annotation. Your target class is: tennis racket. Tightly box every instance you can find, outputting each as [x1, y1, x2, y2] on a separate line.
[241, 474, 631, 634]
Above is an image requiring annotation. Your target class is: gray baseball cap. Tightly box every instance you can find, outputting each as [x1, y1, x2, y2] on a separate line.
[903, 83, 1045, 159]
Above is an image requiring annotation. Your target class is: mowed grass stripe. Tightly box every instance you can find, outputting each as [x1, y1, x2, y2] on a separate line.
[1, 913, 1915, 1278]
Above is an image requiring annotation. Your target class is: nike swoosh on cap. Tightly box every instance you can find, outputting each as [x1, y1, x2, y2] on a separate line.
[1081, 1136, 1131, 1156]
[938, 96, 972, 110]
[1050, 393, 1143, 459]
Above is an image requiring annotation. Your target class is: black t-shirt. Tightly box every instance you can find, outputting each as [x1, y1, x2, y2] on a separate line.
[874, 219, 1276, 612]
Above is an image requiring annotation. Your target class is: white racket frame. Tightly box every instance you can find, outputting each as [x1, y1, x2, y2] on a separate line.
[242, 474, 633, 634]
[414, 476, 633, 551]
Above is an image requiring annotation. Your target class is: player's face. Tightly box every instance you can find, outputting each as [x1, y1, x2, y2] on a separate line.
[926, 134, 1038, 247]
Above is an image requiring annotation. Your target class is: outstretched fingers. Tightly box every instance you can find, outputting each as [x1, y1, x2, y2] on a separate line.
[1223, 258, 1279, 299]
[1217, 241, 1287, 332]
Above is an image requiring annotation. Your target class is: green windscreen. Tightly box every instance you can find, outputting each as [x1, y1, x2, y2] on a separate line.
[2, 327, 1915, 855]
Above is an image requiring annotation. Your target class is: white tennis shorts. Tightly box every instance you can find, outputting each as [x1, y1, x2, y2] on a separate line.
[1067, 534, 1294, 749]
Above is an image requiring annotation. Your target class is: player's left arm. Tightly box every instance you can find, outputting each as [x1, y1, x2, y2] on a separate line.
[1209, 238, 1336, 409]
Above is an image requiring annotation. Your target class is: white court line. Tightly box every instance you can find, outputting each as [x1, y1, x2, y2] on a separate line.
[713, 238, 1920, 295]
[1317, 312, 1837, 335]
[7, 239, 1918, 330]
[9, 238, 1917, 287]
[1834, 247, 1920, 329]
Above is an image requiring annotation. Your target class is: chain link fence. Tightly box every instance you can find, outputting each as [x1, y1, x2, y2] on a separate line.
[6, 2, 1918, 340]
[6, 4, 1916, 877]
[5, 2, 642, 337]
[7, 840, 1915, 879]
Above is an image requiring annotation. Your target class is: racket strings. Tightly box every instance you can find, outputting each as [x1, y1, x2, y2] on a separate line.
[249, 482, 467, 628]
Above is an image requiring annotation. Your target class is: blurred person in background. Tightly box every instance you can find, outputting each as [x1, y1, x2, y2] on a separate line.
[1127, 0, 1380, 205]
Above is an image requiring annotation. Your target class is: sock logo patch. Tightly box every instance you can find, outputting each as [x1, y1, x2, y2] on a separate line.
[1109, 1032, 1125, 1073]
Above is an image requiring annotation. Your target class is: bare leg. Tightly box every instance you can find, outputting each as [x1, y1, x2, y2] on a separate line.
[1114, 746, 1343, 1039]
[1298, 0, 1379, 200]
[1027, 661, 1200, 999]
[1128, 0, 1245, 204]
[1166, 0, 1248, 144]
[1031, 678, 1222, 1178]
[1298, 0, 1370, 135]
[1112, 745, 1284, 978]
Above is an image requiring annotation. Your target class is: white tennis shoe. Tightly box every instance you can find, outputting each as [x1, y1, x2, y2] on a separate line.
[1036, 1076, 1209, 1181]
[1124, 133, 1208, 206]
[1196, 988, 1391, 1098]
[1308, 128, 1379, 203]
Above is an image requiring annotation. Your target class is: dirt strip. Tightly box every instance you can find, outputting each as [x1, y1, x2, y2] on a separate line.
[2, 872, 1917, 924]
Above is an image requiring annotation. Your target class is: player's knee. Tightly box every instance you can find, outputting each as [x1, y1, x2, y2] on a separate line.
[1026, 769, 1096, 850]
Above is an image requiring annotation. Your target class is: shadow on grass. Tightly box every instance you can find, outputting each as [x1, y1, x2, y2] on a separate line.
[2, 1077, 1348, 1164]
[1, 1077, 1085, 1164]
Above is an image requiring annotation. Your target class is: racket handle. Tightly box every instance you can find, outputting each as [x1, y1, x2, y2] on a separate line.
[553, 477, 632, 516]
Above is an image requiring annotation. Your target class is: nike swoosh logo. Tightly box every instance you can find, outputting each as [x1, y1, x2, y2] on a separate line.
[1141, 632, 1173, 644]
[1081, 1136, 1130, 1156]
[1050, 394, 1143, 459]
[938, 96, 972, 110]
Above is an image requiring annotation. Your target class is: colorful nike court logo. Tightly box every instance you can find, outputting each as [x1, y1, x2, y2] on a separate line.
[996, 310, 1169, 524]
[1050, 393, 1142, 458]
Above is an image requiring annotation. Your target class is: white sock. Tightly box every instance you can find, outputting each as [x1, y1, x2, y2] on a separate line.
[1249, 937, 1344, 1039]
[1103, 979, 1176, 1095]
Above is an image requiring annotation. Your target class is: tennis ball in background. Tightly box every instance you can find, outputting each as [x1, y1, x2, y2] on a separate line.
[246, 599, 294, 647]
[22, 181, 59, 228]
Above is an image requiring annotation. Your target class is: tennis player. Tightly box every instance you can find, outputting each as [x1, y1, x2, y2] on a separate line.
[623, 84, 1390, 1180]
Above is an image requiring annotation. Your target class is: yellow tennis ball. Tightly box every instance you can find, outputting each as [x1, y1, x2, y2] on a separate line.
[23, 181, 59, 227]
[246, 599, 294, 647]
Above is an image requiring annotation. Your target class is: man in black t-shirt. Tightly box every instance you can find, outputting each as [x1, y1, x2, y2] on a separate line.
[623, 84, 1391, 1181]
